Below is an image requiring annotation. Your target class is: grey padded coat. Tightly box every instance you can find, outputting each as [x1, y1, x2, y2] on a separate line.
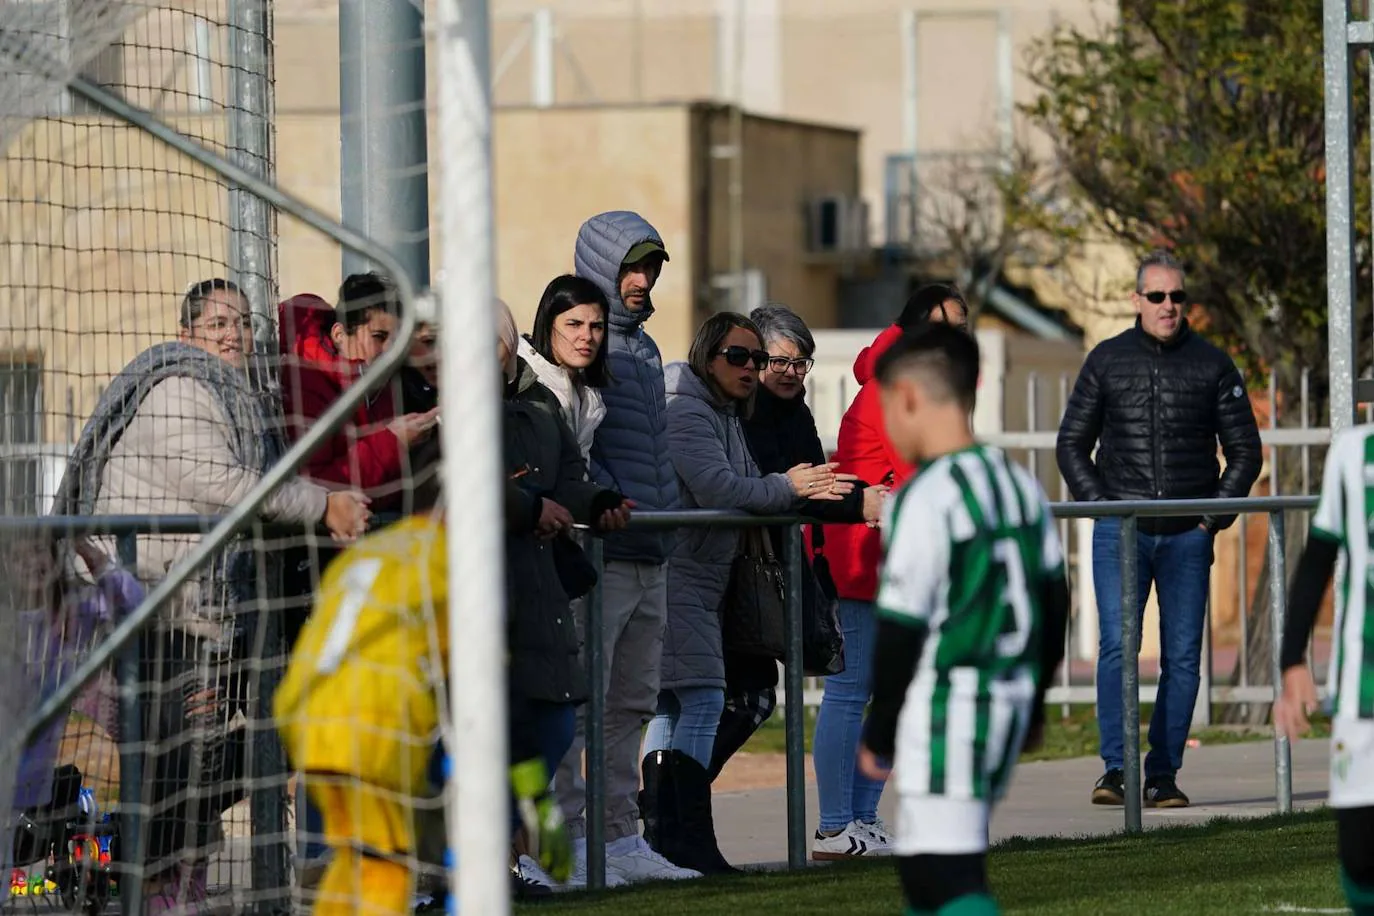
[658, 362, 796, 691]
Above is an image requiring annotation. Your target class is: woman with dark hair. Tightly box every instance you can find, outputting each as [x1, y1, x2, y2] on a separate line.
[517, 274, 611, 461]
[704, 305, 885, 781]
[810, 282, 970, 861]
[641, 313, 847, 875]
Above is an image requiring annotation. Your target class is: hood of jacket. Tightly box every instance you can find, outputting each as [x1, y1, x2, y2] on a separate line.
[664, 361, 733, 414]
[853, 323, 905, 386]
[573, 211, 667, 332]
[279, 294, 338, 365]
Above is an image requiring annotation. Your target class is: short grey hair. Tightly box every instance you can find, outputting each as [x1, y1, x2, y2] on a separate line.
[749, 303, 815, 357]
[1135, 250, 1185, 293]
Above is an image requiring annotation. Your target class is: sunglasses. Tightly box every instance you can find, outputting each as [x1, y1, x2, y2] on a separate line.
[1142, 289, 1187, 305]
[767, 356, 815, 376]
[717, 346, 769, 370]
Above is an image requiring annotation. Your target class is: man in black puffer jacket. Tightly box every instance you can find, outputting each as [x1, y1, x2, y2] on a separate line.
[1056, 250, 1261, 810]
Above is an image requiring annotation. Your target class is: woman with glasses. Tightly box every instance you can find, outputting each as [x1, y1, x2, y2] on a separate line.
[704, 305, 887, 782]
[643, 313, 846, 875]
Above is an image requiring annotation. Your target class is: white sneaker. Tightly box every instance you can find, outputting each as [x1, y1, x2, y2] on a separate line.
[562, 839, 629, 890]
[605, 835, 702, 883]
[812, 821, 892, 860]
[516, 854, 562, 891]
[857, 818, 896, 856]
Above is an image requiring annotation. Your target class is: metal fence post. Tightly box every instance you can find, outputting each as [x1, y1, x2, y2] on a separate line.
[585, 538, 606, 890]
[1268, 510, 1293, 814]
[114, 533, 143, 916]
[249, 525, 290, 916]
[226, 0, 277, 352]
[782, 525, 807, 869]
[1119, 515, 1142, 834]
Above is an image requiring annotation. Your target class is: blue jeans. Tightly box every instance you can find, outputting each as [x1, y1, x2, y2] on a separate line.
[642, 687, 725, 769]
[814, 599, 886, 832]
[1093, 518, 1214, 777]
[510, 701, 577, 836]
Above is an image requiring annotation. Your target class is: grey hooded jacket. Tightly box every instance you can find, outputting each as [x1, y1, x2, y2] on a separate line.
[659, 362, 796, 691]
[574, 210, 680, 563]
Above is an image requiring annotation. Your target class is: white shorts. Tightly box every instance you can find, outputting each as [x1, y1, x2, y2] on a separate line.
[893, 794, 990, 856]
[1331, 718, 1374, 809]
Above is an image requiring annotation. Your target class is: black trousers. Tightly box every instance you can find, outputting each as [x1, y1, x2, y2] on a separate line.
[130, 628, 249, 873]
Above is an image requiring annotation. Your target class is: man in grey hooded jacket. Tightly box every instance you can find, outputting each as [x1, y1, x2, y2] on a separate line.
[551, 210, 697, 886]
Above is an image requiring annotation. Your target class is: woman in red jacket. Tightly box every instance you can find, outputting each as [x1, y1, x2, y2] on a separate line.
[277, 271, 440, 887]
[811, 284, 969, 861]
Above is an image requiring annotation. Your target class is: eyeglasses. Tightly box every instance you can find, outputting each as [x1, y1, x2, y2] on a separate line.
[767, 356, 815, 376]
[1142, 289, 1187, 305]
[717, 346, 769, 370]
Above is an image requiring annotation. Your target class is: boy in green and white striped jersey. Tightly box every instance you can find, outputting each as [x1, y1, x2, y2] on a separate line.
[1276, 425, 1374, 916]
[857, 325, 1070, 916]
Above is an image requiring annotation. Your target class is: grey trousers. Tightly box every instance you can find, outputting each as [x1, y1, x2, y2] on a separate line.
[553, 560, 667, 843]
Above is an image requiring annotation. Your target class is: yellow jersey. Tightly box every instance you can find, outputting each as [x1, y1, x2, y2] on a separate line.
[273, 514, 450, 796]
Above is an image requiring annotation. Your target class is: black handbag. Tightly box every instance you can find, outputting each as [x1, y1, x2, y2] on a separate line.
[551, 533, 598, 601]
[721, 527, 788, 659]
[801, 545, 846, 676]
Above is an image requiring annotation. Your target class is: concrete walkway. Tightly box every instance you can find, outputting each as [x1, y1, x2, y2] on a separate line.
[715, 738, 1330, 866]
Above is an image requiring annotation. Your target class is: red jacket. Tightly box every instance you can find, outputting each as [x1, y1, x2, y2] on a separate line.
[820, 324, 916, 602]
[278, 294, 404, 506]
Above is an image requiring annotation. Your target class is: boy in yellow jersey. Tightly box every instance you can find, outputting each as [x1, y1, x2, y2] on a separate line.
[273, 506, 454, 916]
[274, 494, 576, 916]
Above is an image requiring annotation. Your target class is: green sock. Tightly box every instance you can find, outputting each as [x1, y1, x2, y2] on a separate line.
[903, 907, 930, 916]
[1342, 867, 1374, 916]
[936, 893, 1001, 916]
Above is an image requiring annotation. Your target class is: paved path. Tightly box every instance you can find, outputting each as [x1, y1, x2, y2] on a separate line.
[714, 739, 1330, 866]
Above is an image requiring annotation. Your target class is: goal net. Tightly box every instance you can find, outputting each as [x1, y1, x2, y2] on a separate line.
[0, 2, 447, 913]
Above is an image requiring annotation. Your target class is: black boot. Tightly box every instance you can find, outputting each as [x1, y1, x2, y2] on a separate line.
[667, 751, 740, 875]
[708, 701, 769, 782]
[639, 750, 673, 850]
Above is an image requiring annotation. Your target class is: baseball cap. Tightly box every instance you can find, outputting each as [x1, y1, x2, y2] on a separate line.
[623, 240, 669, 266]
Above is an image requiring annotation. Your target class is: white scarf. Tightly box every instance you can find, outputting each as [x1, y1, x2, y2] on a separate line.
[517, 337, 607, 463]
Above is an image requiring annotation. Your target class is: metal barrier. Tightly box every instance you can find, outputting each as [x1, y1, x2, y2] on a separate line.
[0, 494, 1318, 902]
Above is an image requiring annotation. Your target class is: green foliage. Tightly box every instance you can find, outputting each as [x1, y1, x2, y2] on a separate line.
[1021, 0, 1372, 404]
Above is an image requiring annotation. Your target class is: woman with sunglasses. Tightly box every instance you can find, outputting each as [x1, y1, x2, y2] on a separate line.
[701, 305, 886, 783]
[643, 313, 846, 875]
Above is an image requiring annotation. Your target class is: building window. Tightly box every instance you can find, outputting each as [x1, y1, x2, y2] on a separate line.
[0, 359, 43, 516]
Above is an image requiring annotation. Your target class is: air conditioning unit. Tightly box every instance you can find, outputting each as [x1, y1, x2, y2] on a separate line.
[805, 196, 869, 255]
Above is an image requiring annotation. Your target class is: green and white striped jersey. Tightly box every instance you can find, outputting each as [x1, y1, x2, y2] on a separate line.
[876, 444, 1065, 800]
[1309, 425, 1374, 721]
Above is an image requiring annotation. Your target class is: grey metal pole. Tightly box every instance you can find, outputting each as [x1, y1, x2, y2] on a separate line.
[585, 538, 607, 890]
[1324, 0, 1357, 432]
[227, 0, 277, 350]
[249, 523, 290, 916]
[1268, 511, 1293, 814]
[1119, 515, 1142, 833]
[115, 534, 143, 916]
[782, 525, 807, 869]
[339, 0, 431, 285]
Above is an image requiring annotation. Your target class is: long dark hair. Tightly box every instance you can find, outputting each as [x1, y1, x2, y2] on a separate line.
[687, 312, 763, 413]
[897, 282, 968, 329]
[530, 274, 611, 388]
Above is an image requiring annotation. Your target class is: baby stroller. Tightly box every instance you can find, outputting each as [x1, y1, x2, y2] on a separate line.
[10, 765, 119, 915]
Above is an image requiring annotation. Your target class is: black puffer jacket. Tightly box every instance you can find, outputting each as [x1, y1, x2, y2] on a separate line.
[504, 357, 623, 705]
[1055, 319, 1261, 535]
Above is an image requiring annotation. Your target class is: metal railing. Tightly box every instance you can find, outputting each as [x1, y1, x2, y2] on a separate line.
[1, 494, 1317, 903]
